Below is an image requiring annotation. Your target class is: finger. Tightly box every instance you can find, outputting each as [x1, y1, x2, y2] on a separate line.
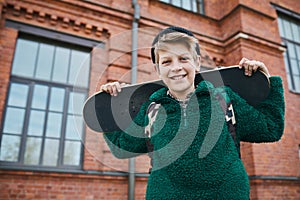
[247, 61, 255, 76]
[109, 82, 123, 96]
[245, 59, 261, 76]
[243, 61, 250, 76]
[247, 66, 253, 76]
[239, 57, 249, 69]
[251, 63, 261, 75]
[248, 60, 261, 76]
[100, 82, 123, 96]
[252, 64, 259, 72]
[111, 84, 120, 96]
[105, 84, 114, 96]
[100, 85, 107, 92]
[116, 82, 122, 92]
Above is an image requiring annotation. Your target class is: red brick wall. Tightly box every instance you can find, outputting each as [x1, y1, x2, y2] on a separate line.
[250, 179, 300, 200]
[0, 0, 299, 199]
[0, 170, 148, 200]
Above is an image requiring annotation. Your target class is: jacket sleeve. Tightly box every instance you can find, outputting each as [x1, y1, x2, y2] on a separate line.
[103, 102, 150, 159]
[226, 76, 285, 143]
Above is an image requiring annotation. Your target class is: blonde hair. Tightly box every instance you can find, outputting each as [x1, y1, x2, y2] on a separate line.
[153, 32, 199, 65]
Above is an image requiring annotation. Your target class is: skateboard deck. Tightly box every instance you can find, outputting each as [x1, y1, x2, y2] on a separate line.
[83, 66, 270, 132]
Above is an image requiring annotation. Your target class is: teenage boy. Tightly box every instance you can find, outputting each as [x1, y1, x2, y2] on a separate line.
[100, 27, 285, 199]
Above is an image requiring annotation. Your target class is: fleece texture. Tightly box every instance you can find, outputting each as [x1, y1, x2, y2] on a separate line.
[104, 77, 285, 200]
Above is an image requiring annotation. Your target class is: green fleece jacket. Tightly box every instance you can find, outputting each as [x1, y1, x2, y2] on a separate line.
[104, 77, 285, 200]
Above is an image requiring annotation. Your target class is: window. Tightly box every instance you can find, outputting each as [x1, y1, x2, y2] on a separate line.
[0, 33, 91, 170]
[278, 14, 300, 93]
[159, 0, 204, 14]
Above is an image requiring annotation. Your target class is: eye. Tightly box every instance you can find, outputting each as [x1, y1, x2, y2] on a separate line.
[180, 56, 190, 62]
[161, 60, 171, 65]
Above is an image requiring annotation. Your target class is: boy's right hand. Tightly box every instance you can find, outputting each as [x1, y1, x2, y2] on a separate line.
[100, 82, 126, 96]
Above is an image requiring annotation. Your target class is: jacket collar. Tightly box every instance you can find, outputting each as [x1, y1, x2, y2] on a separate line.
[149, 80, 215, 103]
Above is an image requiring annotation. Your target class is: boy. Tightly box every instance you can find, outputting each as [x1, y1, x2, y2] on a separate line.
[101, 27, 285, 199]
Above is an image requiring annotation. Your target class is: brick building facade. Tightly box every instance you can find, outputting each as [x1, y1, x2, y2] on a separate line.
[0, 0, 299, 199]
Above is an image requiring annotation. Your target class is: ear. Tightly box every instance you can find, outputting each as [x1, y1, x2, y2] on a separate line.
[195, 56, 201, 73]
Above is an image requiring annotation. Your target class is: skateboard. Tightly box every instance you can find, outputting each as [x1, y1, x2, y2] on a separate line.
[83, 66, 270, 132]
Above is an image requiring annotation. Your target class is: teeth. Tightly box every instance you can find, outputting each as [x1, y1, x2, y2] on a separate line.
[171, 75, 185, 80]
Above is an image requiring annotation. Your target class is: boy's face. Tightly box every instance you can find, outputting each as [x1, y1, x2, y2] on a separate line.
[156, 42, 200, 99]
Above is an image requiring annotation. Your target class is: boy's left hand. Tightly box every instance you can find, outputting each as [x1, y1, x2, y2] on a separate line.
[239, 57, 270, 77]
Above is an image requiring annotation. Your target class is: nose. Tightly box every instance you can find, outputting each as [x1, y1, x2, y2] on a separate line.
[169, 60, 183, 71]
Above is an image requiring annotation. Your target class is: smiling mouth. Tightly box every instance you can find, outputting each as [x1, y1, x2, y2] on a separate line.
[169, 74, 187, 80]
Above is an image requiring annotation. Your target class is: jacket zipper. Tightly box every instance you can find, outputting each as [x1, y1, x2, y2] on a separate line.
[181, 103, 188, 127]
[162, 91, 196, 127]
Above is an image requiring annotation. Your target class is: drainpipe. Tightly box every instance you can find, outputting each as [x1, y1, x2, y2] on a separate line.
[129, 1, 140, 200]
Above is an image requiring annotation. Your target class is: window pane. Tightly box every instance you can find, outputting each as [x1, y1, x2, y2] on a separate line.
[7, 83, 29, 107]
[283, 19, 293, 40]
[68, 92, 86, 115]
[287, 42, 296, 58]
[35, 43, 55, 81]
[49, 87, 65, 112]
[24, 137, 42, 165]
[65, 115, 83, 140]
[63, 141, 81, 165]
[46, 112, 62, 138]
[290, 59, 299, 75]
[3, 107, 25, 134]
[293, 75, 300, 91]
[31, 85, 48, 110]
[52, 47, 70, 83]
[296, 45, 300, 60]
[192, 0, 197, 12]
[172, 0, 181, 7]
[28, 110, 45, 136]
[12, 39, 38, 78]
[42, 139, 59, 166]
[0, 135, 21, 162]
[291, 22, 300, 41]
[69, 50, 90, 87]
[80, 57, 90, 88]
[182, 0, 191, 10]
